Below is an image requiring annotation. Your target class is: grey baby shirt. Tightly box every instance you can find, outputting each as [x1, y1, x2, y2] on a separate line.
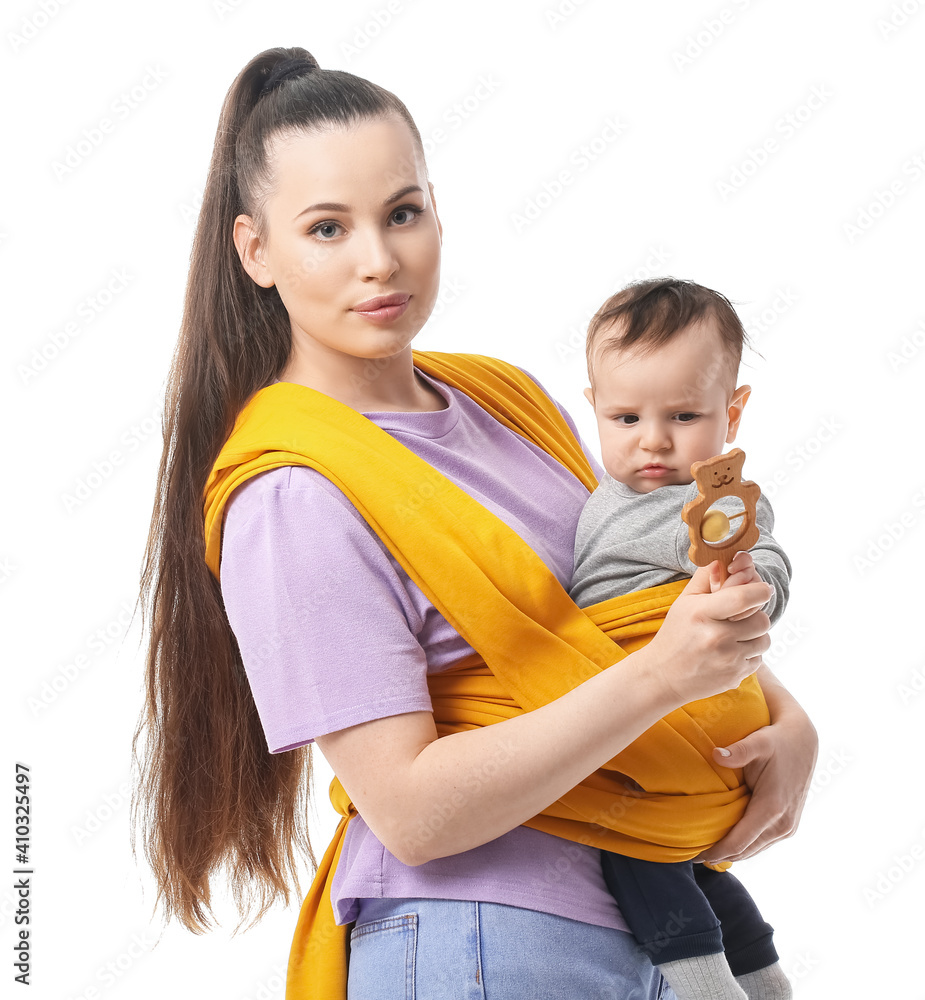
[569, 473, 790, 625]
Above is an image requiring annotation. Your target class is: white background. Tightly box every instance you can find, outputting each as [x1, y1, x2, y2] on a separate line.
[4, 0, 924, 997]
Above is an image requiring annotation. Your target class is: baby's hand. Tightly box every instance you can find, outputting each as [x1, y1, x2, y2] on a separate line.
[710, 551, 768, 621]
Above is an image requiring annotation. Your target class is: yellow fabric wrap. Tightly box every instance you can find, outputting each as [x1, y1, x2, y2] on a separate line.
[202, 351, 769, 999]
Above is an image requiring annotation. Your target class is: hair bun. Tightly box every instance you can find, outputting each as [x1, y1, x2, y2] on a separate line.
[259, 55, 318, 97]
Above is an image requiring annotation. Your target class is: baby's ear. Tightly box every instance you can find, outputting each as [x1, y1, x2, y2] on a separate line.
[583, 386, 595, 407]
[725, 384, 751, 442]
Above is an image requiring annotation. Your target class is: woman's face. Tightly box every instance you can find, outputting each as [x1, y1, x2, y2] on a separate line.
[236, 116, 442, 366]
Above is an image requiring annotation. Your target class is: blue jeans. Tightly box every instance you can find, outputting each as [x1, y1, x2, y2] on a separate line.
[347, 897, 676, 1000]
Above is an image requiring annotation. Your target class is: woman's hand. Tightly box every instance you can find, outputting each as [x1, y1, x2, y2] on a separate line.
[694, 664, 818, 863]
[637, 563, 773, 707]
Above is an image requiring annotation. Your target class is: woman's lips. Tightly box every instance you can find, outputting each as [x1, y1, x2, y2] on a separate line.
[351, 293, 410, 324]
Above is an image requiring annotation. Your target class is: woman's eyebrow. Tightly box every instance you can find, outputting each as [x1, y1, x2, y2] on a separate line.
[293, 185, 423, 221]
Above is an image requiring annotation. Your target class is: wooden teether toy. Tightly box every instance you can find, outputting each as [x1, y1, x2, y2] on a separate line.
[681, 448, 760, 584]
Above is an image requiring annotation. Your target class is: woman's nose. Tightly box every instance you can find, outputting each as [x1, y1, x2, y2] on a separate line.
[356, 228, 399, 281]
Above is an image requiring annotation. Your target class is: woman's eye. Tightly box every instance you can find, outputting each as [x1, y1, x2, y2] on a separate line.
[309, 221, 344, 240]
[391, 205, 424, 226]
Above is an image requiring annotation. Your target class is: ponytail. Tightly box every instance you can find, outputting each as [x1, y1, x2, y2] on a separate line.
[132, 46, 424, 931]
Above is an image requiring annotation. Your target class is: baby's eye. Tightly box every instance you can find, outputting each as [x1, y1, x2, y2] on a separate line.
[613, 414, 639, 425]
[309, 221, 344, 240]
[676, 412, 699, 422]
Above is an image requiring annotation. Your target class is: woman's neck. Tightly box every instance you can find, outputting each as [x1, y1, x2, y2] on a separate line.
[277, 346, 447, 413]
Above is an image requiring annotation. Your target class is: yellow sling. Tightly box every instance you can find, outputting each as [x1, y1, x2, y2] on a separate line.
[202, 351, 768, 998]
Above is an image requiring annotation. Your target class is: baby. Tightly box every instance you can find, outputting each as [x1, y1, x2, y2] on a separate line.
[570, 278, 793, 1000]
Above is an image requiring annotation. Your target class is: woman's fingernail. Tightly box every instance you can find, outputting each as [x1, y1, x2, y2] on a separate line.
[717, 747, 732, 757]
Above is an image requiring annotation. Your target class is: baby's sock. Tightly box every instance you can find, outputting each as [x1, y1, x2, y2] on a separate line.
[659, 954, 747, 1000]
[735, 962, 793, 999]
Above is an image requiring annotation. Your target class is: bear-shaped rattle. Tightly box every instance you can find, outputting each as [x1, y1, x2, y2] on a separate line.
[681, 448, 760, 584]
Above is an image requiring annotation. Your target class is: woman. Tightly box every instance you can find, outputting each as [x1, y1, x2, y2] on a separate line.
[134, 45, 817, 999]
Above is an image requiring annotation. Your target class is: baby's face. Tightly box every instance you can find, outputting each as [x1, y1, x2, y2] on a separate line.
[585, 319, 748, 494]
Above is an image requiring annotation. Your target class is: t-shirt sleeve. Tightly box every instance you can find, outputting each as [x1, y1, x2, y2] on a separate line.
[750, 494, 792, 628]
[219, 466, 434, 753]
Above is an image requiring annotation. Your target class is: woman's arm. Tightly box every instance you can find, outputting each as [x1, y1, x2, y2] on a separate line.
[316, 565, 773, 866]
[695, 662, 818, 864]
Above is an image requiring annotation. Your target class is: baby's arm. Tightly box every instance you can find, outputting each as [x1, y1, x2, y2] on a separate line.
[742, 494, 791, 626]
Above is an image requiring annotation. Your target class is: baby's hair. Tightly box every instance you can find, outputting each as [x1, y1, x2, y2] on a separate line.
[585, 277, 752, 390]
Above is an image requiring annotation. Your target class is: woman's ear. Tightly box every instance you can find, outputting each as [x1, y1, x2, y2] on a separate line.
[725, 384, 751, 442]
[233, 215, 275, 288]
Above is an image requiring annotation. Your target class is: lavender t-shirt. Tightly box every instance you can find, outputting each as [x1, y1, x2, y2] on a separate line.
[219, 363, 629, 932]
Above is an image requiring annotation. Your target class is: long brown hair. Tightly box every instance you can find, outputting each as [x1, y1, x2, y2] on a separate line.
[132, 46, 426, 932]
